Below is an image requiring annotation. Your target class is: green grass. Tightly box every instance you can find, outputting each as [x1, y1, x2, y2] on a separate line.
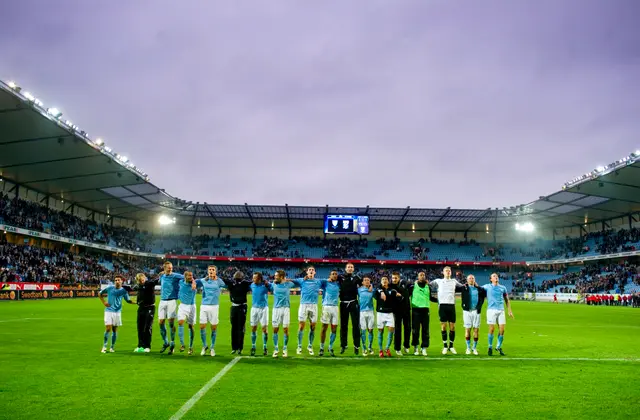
[1, 297, 639, 420]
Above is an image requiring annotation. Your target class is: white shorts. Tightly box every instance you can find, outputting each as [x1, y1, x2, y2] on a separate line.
[360, 310, 374, 330]
[463, 310, 480, 329]
[158, 300, 177, 320]
[178, 303, 196, 324]
[486, 309, 506, 325]
[272, 307, 290, 327]
[104, 312, 122, 326]
[298, 303, 318, 323]
[250, 307, 269, 327]
[377, 312, 395, 329]
[199, 305, 219, 325]
[321, 306, 339, 325]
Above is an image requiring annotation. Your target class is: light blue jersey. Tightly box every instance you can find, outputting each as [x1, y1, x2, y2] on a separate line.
[199, 278, 226, 305]
[100, 286, 130, 313]
[178, 280, 197, 305]
[482, 284, 508, 310]
[160, 273, 184, 300]
[292, 278, 323, 305]
[358, 286, 374, 312]
[251, 282, 273, 308]
[320, 280, 340, 307]
[469, 287, 479, 309]
[273, 282, 295, 308]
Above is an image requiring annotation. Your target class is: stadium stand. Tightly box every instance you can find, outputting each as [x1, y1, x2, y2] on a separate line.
[3, 190, 640, 264]
[0, 238, 156, 285]
[2, 233, 638, 297]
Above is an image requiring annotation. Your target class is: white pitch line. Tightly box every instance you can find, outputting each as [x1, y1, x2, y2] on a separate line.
[0, 318, 52, 323]
[240, 356, 640, 362]
[0, 317, 100, 323]
[169, 356, 241, 420]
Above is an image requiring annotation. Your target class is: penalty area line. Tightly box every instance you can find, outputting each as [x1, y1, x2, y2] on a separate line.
[239, 356, 640, 362]
[169, 356, 241, 420]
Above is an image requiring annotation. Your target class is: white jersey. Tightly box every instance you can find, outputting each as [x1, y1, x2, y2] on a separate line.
[430, 278, 460, 305]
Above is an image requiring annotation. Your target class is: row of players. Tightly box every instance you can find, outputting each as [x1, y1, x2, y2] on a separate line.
[99, 262, 514, 358]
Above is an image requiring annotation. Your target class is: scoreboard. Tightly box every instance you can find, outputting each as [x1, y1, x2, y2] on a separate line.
[324, 215, 369, 235]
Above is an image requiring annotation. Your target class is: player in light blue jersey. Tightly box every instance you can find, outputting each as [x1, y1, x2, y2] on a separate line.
[158, 261, 184, 355]
[272, 270, 294, 358]
[196, 266, 226, 357]
[357, 277, 375, 356]
[250, 272, 273, 356]
[292, 266, 323, 355]
[177, 271, 198, 355]
[318, 271, 341, 356]
[482, 273, 514, 356]
[99, 275, 134, 353]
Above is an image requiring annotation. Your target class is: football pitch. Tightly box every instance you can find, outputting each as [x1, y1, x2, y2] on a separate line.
[1, 298, 639, 420]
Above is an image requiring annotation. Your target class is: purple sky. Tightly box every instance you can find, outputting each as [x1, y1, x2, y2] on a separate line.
[3, 0, 639, 209]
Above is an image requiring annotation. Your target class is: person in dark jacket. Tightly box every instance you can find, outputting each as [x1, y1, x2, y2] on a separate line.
[338, 263, 363, 355]
[222, 271, 252, 355]
[459, 274, 486, 355]
[374, 276, 401, 358]
[389, 272, 411, 355]
[134, 273, 158, 353]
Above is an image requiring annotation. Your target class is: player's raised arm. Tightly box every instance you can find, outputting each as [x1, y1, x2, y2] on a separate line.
[169, 270, 185, 280]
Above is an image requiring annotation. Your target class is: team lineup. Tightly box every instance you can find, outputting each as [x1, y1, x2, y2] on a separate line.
[99, 262, 515, 358]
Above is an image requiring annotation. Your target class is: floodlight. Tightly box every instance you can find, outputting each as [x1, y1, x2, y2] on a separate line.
[95, 138, 104, 146]
[596, 166, 605, 173]
[634, 150, 640, 157]
[7, 81, 17, 89]
[515, 222, 534, 232]
[47, 108, 62, 118]
[158, 215, 176, 225]
[23, 91, 35, 101]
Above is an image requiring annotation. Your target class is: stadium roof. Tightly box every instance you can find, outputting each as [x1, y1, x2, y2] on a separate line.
[1, 79, 639, 233]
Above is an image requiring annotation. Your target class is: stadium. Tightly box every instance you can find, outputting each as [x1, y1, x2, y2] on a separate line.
[1, 75, 639, 419]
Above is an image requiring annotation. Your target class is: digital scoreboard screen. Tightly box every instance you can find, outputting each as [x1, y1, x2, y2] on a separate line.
[324, 215, 369, 235]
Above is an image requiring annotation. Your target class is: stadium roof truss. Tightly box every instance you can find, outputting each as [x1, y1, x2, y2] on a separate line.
[1, 80, 639, 234]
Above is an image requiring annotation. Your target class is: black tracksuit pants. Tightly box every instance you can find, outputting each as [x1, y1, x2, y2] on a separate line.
[339, 300, 360, 349]
[411, 307, 430, 348]
[230, 304, 248, 351]
[137, 305, 155, 349]
[394, 308, 411, 351]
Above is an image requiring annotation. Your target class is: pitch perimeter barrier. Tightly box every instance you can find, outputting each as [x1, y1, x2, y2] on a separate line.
[0, 288, 302, 301]
[0, 290, 19, 300]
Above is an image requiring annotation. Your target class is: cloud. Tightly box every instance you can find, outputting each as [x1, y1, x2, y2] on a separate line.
[2, 0, 639, 208]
